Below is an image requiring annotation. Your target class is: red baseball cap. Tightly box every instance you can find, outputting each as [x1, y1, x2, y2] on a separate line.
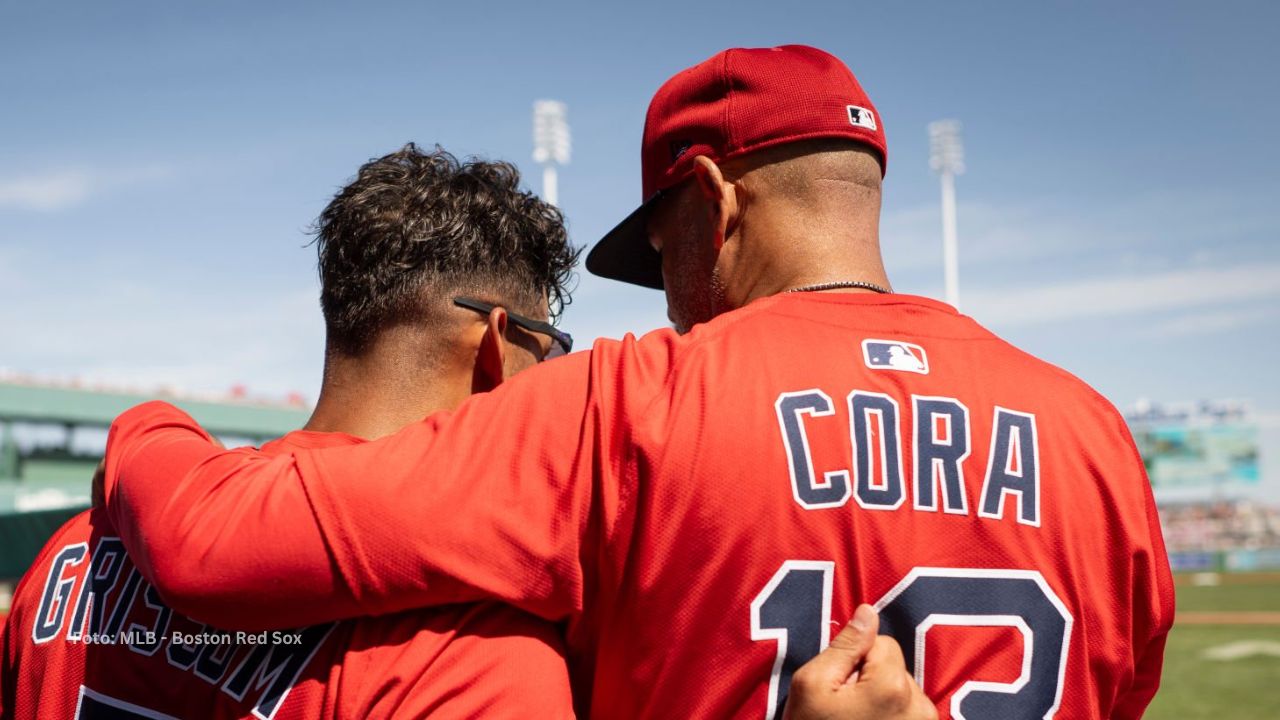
[586, 44, 887, 290]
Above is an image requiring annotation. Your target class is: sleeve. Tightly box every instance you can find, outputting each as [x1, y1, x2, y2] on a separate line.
[1108, 410, 1176, 720]
[104, 342, 659, 630]
[1112, 628, 1169, 720]
[102, 405, 364, 629]
[1, 609, 12, 716]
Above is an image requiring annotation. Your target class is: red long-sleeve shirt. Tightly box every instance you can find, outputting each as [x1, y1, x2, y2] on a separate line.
[2, 431, 574, 719]
[100, 292, 1174, 719]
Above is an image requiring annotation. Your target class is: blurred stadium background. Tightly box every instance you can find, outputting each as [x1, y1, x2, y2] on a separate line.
[4, 3, 1278, 717]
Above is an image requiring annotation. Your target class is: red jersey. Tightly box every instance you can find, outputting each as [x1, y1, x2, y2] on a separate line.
[100, 293, 1174, 719]
[2, 431, 573, 719]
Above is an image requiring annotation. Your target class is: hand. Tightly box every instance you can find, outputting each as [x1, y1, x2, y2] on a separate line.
[782, 604, 937, 720]
[91, 457, 107, 509]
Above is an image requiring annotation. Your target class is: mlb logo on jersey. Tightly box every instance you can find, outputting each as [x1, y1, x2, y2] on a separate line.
[862, 339, 928, 374]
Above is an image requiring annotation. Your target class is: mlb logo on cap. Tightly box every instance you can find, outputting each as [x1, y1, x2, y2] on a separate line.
[586, 44, 888, 291]
[847, 105, 876, 131]
[862, 339, 929, 374]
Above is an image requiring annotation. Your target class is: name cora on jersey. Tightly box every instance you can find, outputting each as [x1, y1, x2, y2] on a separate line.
[775, 389, 1041, 526]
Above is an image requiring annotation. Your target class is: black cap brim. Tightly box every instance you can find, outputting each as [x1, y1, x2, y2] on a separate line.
[585, 192, 664, 290]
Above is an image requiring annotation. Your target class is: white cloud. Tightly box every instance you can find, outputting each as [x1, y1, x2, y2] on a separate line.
[1140, 306, 1280, 339]
[966, 262, 1280, 328]
[565, 250, 1280, 345]
[881, 187, 1279, 276]
[0, 165, 173, 212]
[0, 170, 93, 211]
[881, 198, 1127, 272]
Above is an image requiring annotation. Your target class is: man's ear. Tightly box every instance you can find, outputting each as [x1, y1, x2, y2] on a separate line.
[691, 155, 741, 250]
[472, 308, 508, 393]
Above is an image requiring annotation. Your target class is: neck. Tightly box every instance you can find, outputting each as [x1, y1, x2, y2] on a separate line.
[304, 334, 470, 440]
[727, 203, 890, 307]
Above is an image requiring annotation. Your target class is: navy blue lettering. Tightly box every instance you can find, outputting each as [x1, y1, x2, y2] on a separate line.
[980, 409, 1040, 526]
[222, 624, 336, 720]
[850, 392, 904, 509]
[103, 568, 143, 639]
[776, 391, 850, 508]
[126, 585, 172, 657]
[878, 571, 1069, 718]
[68, 538, 128, 639]
[166, 618, 205, 669]
[195, 639, 239, 684]
[32, 543, 88, 643]
[913, 396, 970, 514]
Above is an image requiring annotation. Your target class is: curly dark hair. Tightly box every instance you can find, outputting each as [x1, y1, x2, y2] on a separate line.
[314, 143, 579, 355]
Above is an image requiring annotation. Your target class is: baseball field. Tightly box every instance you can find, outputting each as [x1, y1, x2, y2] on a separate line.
[1145, 571, 1280, 719]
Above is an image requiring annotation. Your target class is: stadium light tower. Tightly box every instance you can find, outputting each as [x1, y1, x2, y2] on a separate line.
[533, 100, 571, 207]
[929, 120, 964, 309]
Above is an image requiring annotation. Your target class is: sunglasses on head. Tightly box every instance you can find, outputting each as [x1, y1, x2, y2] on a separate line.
[452, 297, 573, 359]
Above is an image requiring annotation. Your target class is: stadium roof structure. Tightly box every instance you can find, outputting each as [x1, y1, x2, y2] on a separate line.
[0, 380, 312, 577]
[0, 381, 308, 438]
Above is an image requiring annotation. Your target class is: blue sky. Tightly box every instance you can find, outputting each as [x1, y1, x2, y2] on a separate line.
[2, 1, 1277, 498]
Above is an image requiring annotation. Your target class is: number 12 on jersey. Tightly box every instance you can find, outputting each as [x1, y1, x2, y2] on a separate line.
[751, 563, 1073, 720]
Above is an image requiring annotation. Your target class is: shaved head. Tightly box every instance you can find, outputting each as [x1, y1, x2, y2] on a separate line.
[648, 137, 888, 332]
[722, 138, 882, 206]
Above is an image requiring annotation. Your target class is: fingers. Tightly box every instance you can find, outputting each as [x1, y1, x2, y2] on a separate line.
[859, 635, 909, 692]
[791, 604, 880, 694]
[862, 632, 907, 676]
[784, 612, 938, 720]
[831, 604, 880, 652]
[91, 458, 107, 509]
[858, 636, 921, 715]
